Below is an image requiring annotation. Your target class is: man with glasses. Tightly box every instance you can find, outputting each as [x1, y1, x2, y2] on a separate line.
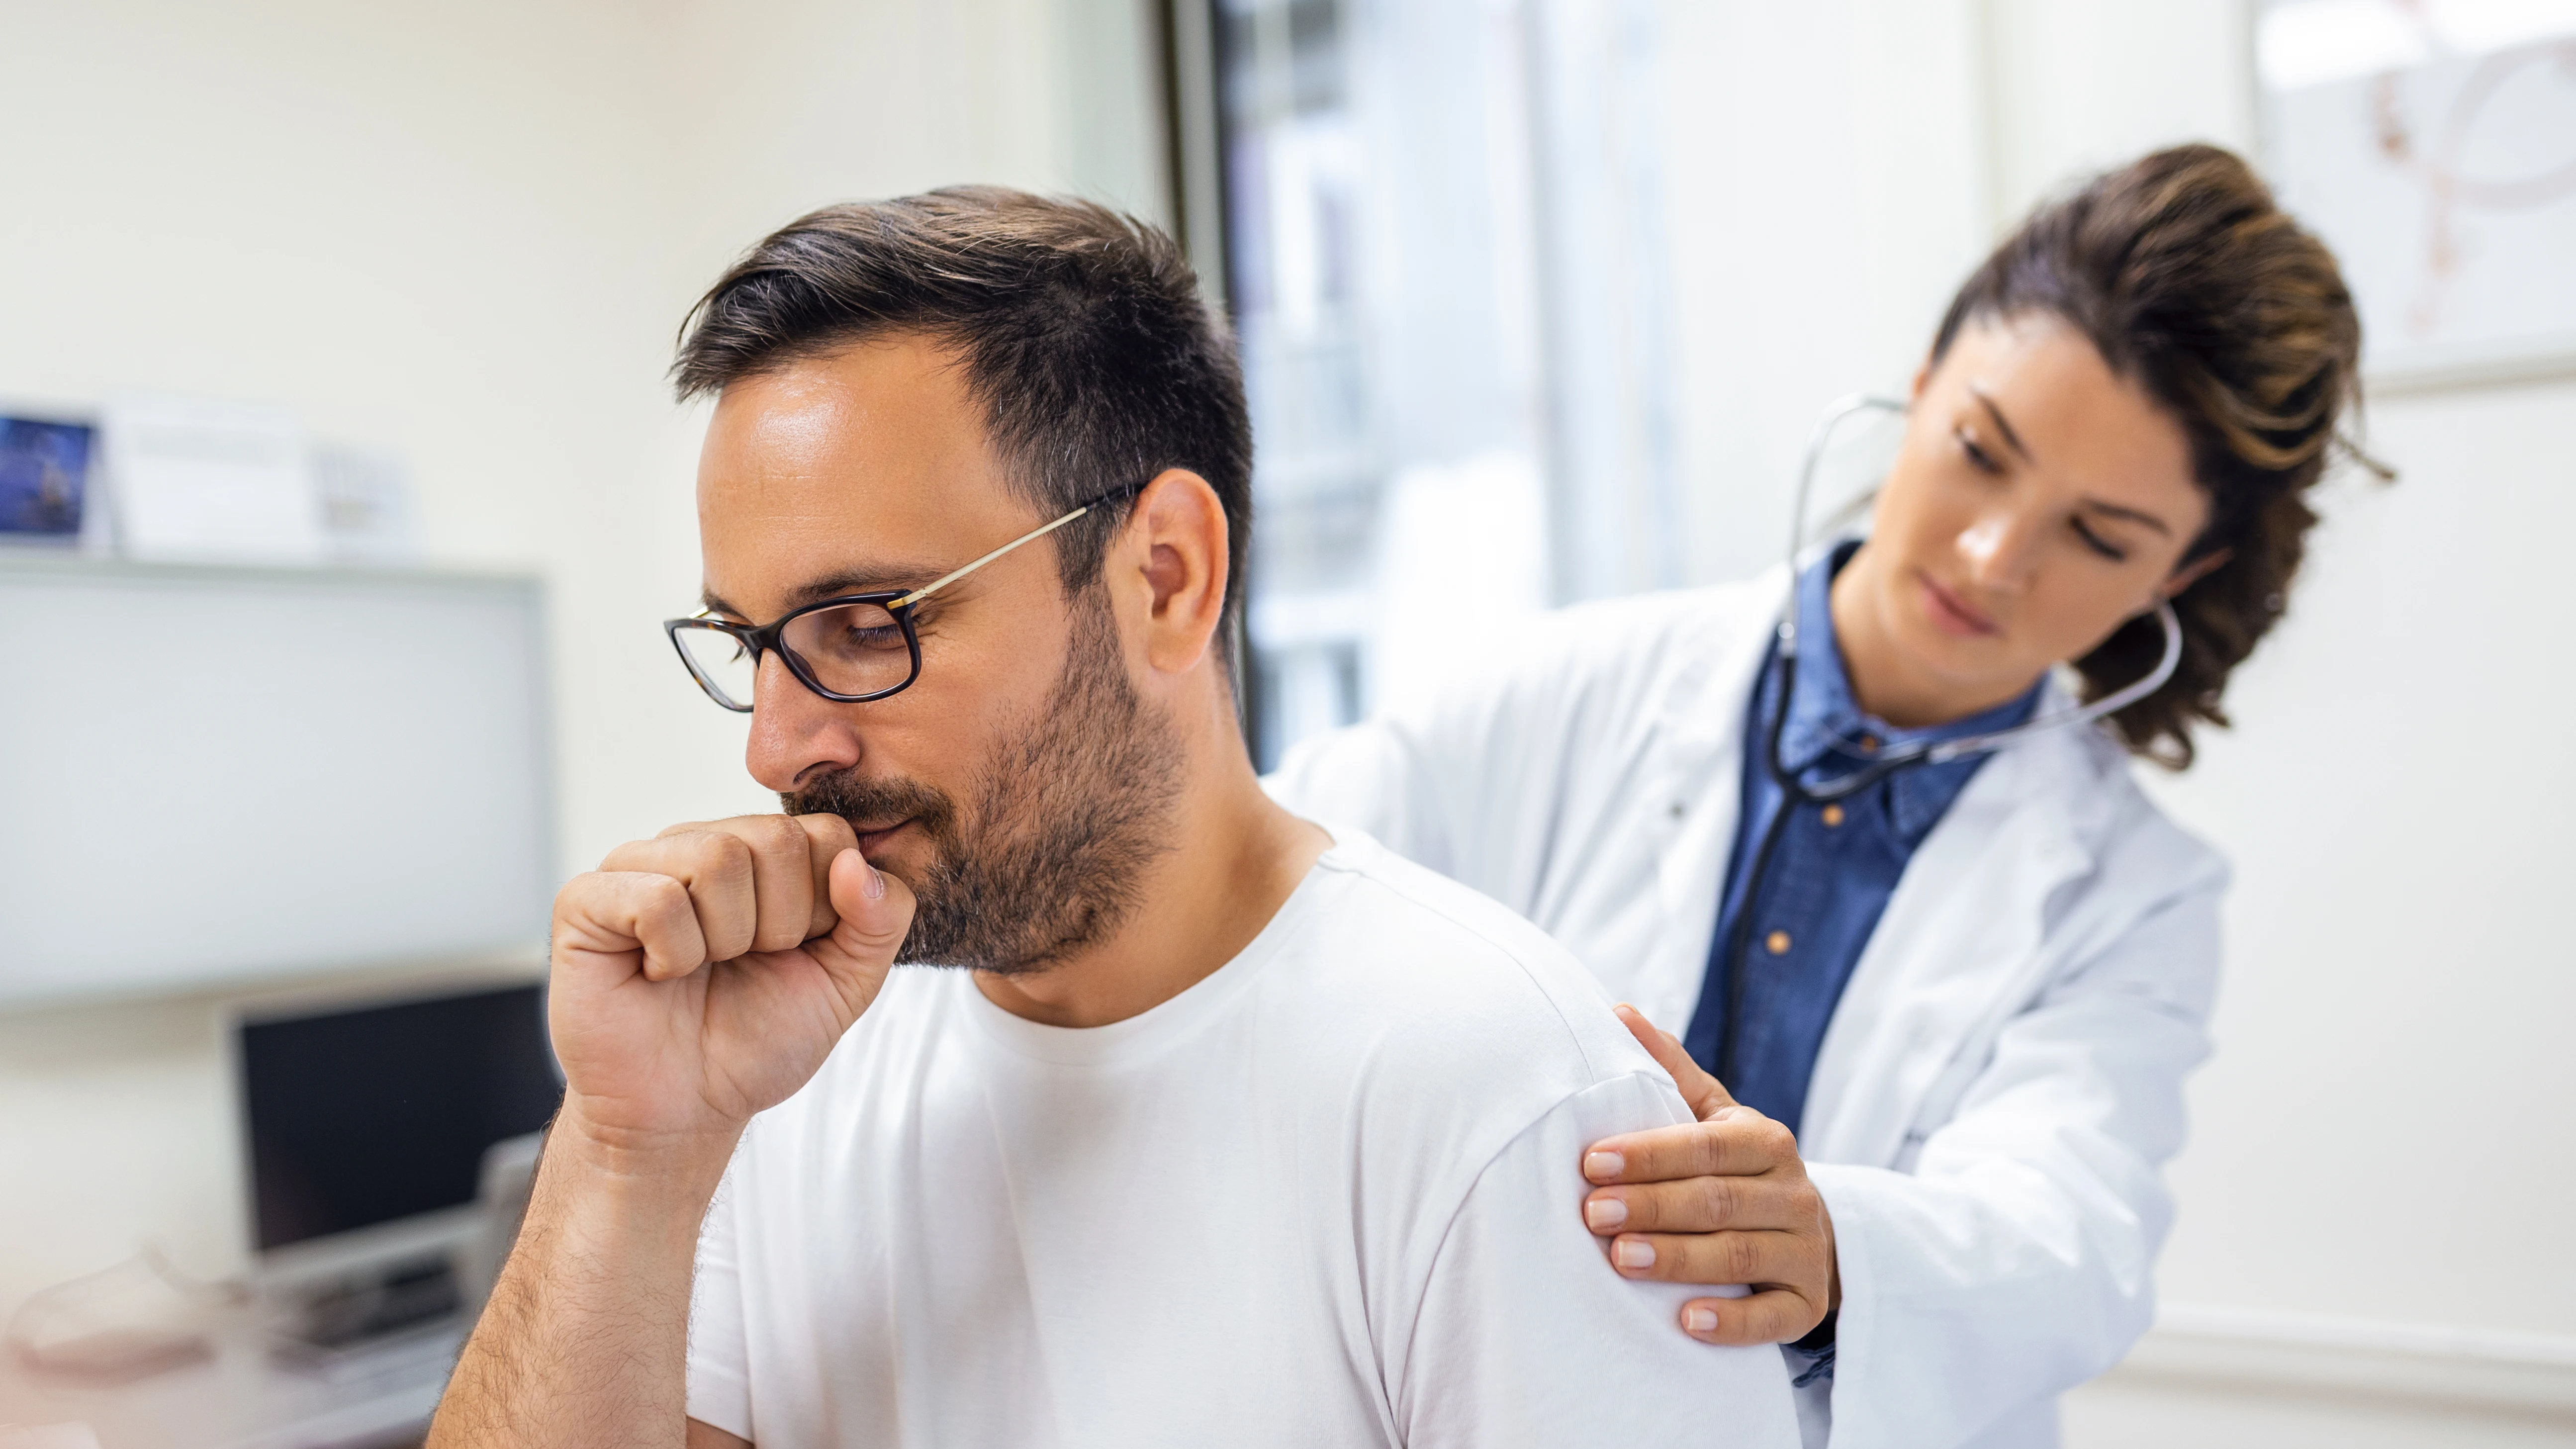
[427, 188, 1795, 1449]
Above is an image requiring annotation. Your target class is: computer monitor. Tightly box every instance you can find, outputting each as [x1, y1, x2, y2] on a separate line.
[234, 980, 562, 1330]
[0, 556, 555, 1007]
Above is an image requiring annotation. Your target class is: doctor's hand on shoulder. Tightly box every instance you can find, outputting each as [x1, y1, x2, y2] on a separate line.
[1582, 1006, 1837, 1345]
[546, 814, 916, 1167]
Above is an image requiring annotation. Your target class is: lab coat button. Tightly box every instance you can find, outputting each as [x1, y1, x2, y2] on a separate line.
[1765, 930, 1791, 955]
[1668, 801, 1685, 819]
[1821, 804, 1845, 827]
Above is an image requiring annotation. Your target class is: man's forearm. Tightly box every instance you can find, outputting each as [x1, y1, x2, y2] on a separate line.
[428, 1106, 737, 1449]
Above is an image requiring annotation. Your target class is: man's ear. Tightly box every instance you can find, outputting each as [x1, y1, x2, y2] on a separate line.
[1118, 468, 1229, 677]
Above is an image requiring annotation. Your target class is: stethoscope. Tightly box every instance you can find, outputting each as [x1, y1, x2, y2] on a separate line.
[1710, 395, 2185, 1084]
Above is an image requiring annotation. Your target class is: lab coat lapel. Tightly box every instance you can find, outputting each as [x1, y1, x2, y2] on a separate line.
[1628, 570, 1786, 1033]
[1797, 695, 2104, 1168]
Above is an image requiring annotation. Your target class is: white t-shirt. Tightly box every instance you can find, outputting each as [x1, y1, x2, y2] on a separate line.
[686, 832, 1798, 1448]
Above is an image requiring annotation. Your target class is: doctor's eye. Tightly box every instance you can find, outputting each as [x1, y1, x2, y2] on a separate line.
[2071, 517, 2128, 562]
[1955, 426, 2003, 475]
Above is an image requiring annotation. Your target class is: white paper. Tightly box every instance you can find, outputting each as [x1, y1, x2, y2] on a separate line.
[103, 395, 326, 562]
[312, 439, 422, 563]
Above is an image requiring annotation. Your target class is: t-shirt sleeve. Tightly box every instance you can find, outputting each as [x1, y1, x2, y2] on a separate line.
[1393, 1074, 1801, 1449]
[685, 1167, 754, 1442]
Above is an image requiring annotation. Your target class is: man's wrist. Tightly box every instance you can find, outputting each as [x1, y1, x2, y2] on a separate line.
[550, 1094, 744, 1206]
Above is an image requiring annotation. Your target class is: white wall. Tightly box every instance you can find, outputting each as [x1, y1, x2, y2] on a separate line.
[1971, 1, 2576, 1441]
[1649, 1, 2575, 1439]
[0, 0, 1163, 1315]
[1657, 0, 1998, 590]
[2150, 377, 2576, 1332]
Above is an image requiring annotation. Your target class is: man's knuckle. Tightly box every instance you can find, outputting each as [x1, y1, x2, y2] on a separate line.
[639, 872, 691, 912]
[683, 832, 751, 892]
[748, 813, 807, 857]
[714, 829, 759, 871]
[633, 877, 700, 944]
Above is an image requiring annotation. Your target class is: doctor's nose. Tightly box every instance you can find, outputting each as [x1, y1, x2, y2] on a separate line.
[1955, 507, 2043, 593]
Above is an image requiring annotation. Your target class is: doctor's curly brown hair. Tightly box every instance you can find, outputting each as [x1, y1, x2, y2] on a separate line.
[1931, 143, 2383, 769]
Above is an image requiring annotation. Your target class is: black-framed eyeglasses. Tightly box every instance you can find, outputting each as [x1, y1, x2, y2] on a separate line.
[664, 485, 1140, 713]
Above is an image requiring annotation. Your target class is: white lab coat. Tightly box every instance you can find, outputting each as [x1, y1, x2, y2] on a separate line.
[1265, 571, 2224, 1449]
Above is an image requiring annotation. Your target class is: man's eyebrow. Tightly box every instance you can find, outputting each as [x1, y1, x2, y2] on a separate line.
[1970, 386, 2032, 463]
[699, 564, 949, 621]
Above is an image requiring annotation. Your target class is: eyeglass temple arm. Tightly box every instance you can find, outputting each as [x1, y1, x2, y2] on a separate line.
[892, 503, 1097, 610]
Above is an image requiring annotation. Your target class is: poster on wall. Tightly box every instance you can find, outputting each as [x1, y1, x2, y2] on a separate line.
[0, 416, 95, 544]
[2260, 0, 2576, 386]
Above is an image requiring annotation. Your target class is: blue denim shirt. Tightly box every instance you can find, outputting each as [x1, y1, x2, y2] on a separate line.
[1681, 545, 2041, 1136]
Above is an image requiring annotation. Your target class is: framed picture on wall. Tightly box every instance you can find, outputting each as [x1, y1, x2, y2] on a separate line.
[2258, 0, 2576, 388]
[0, 414, 95, 544]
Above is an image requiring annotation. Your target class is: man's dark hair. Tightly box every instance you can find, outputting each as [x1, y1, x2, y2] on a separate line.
[673, 186, 1253, 673]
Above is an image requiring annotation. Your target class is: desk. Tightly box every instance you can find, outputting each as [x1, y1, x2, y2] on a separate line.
[0, 1323, 456, 1449]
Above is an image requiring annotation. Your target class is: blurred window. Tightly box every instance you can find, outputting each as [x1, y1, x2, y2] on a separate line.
[1209, 0, 1683, 766]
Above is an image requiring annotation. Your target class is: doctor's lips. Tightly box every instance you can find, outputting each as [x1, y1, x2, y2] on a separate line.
[1917, 571, 2003, 638]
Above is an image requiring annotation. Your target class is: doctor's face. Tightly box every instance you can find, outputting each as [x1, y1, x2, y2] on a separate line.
[1832, 314, 2217, 726]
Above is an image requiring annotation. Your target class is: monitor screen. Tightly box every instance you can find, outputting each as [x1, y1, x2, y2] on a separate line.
[0, 558, 554, 1007]
[240, 983, 562, 1253]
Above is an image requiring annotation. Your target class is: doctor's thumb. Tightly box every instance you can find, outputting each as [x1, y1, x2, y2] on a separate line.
[1613, 1003, 1739, 1118]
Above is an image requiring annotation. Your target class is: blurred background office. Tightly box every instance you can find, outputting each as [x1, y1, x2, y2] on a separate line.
[1, 1, 2571, 1446]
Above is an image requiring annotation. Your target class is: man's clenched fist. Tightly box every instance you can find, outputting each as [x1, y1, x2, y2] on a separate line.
[546, 813, 915, 1156]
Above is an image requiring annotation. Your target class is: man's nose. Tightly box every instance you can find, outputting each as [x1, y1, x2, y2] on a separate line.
[744, 651, 862, 794]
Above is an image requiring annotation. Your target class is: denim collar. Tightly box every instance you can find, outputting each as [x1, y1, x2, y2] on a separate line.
[1769, 543, 2042, 842]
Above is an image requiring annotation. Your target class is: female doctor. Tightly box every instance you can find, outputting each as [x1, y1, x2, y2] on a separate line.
[1267, 145, 2368, 1448]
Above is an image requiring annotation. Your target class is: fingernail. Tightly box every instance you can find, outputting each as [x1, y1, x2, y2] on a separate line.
[1583, 1197, 1628, 1231]
[1583, 1151, 1624, 1181]
[861, 855, 886, 900]
[1684, 1306, 1718, 1334]
[1612, 1238, 1656, 1271]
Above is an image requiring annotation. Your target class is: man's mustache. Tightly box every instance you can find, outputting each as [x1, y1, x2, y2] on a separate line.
[783, 770, 957, 837]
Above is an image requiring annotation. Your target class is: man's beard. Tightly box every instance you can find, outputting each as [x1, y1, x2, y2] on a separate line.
[782, 596, 1183, 975]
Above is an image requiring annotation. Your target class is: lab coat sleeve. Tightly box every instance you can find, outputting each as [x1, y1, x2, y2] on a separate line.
[1265, 590, 1699, 903]
[1807, 861, 2222, 1449]
[1262, 701, 1465, 876]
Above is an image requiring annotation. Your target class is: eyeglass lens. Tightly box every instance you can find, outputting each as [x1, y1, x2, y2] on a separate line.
[674, 599, 912, 708]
